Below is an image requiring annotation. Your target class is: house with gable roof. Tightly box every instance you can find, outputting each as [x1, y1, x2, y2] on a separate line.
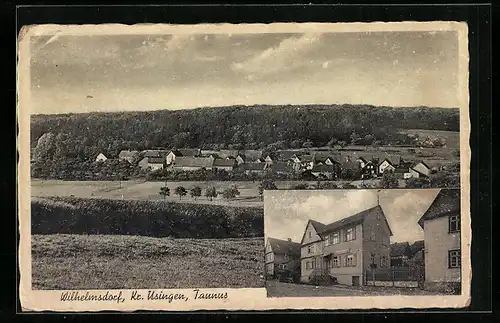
[417, 189, 461, 293]
[300, 205, 393, 286]
[171, 156, 214, 171]
[265, 237, 301, 281]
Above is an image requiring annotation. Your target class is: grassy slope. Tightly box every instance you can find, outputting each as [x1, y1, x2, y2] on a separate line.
[32, 234, 265, 290]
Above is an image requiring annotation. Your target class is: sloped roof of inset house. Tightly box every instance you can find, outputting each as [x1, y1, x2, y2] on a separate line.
[319, 205, 393, 236]
[418, 189, 460, 228]
[119, 150, 139, 158]
[213, 158, 236, 167]
[267, 237, 301, 257]
[309, 219, 327, 233]
[241, 163, 265, 171]
[409, 240, 425, 256]
[173, 157, 214, 168]
[390, 242, 411, 257]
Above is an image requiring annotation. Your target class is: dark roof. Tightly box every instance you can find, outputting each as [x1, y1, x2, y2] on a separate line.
[412, 160, 431, 169]
[242, 163, 265, 171]
[119, 150, 139, 158]
[342, 161, 360, 171]
[267, 238, 301, 257]
[276, 150, 303, 161]
[319, 205, 393, 236]
[409, 240, 425, 255]
[239, 150, 263, 161]
[378, 155, 402, 166]
[267, 162, 290, 172]
[148, 157, 165, 164]
[410, 167, 429, 178]
[216, 150, 239, 158]
[213, 158, 236, 167]
[309, 219, 327, 233]
[143, 150, 166, 158]
[311, 165, 336, 173]
[173, 157, 214, 168]
[418, 189, 460, 228]
[390, 242, 411, 257]
[394, 167, 408, 174]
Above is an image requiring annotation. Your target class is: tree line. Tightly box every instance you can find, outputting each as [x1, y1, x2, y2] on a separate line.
[31, 104, 459, 161]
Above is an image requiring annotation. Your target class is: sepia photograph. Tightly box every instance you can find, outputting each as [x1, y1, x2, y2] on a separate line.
[264, 188, 461, 297]
[17, 21, 470, 311]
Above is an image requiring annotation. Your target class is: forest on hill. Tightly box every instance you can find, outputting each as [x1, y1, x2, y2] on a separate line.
[31, 104, 459, 161]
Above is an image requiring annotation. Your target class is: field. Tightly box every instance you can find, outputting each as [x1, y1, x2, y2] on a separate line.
[31, 179, 382, 208]
[32, 234, 265, 290]
[398, 129, 460, 149]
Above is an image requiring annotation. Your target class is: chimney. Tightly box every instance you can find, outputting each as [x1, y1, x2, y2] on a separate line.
[287, 238, 292, 242]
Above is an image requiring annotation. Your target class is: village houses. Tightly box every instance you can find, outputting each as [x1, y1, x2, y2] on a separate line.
[418, 189, 461, 293]
[92, 147, 444, 185]
[300, 204, 393, 286]
[265, 237, 301, 281]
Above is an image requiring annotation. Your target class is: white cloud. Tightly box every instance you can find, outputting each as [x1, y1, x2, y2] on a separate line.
[231, 33, 322, 78]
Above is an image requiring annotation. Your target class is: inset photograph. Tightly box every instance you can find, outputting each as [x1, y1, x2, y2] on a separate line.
[264, 188, 461, 297]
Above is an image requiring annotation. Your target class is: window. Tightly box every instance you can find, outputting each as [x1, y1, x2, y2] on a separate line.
[279, 264, 287, 270]
[449, 215, 460, 233]
[284, 253, 289, 261]
[324, 234, 330, 246]
[448, 250, 461, 268]
[381, 256, 387, 268]
[308, 231, 312, 239]
[332, 232, 340, 244]
[345, 254, 357, 267]
[345, 227, 356, 241]
[305, 261, 310, 270]
[332, 256, 340, 267]
[307, 246, 313, 254]
[311, 261, 316, 269]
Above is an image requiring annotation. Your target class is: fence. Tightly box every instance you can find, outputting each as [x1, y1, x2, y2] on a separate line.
[365, 266, 424, 288]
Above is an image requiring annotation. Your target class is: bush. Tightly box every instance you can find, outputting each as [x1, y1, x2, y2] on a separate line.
[31, 197, 264, 239]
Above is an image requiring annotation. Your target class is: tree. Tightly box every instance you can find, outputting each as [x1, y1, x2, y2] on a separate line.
[222, 185, 240, 200]
[379, 171, 399, 189]
[159, 186, 170, 200]
[258, 180, 278, 200]
[205, 186, 218, 201]
[174, 186, 187, 200]
[350, 131, 360, 145]
[190, 186, 202, 200]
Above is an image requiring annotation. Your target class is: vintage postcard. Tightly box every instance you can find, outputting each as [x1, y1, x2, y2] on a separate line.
[17, 21, 470, 311]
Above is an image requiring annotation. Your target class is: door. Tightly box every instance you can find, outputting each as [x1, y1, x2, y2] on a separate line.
[352, 276, 360, 286]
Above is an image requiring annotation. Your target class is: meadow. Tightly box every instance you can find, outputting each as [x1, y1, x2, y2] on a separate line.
[31, 179, 382, 208]
[32, 234, 265, 290]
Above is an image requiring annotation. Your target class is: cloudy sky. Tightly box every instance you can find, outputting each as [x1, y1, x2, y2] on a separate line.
[30, 30, 459, 114]
[264, 189, 441, 244]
